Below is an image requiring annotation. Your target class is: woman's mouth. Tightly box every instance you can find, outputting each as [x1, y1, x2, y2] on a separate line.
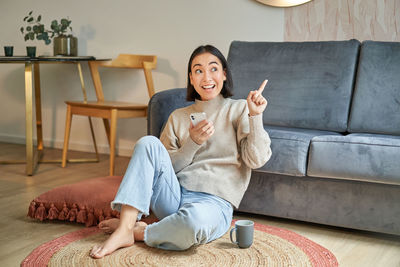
[202, 85, 215, 90]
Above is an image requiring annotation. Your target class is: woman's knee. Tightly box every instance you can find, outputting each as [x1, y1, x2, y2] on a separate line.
[136, 135, 161, 147]
[134, 136, 163, 154]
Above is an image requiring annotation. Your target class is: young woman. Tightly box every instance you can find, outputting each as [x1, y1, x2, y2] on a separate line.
[90, 45, 271, 258]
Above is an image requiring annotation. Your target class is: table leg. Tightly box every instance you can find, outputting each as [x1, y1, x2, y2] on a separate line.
[24, 62, 37, 175]
[34, 63, 43, 152]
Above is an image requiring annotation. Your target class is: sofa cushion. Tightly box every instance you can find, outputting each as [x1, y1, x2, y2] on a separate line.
[148, 88, 191, 138]
[258, 126, 341, 176]
[308, 134, 400, 185]
[348, 41, 400, 135]
[228, 40, 360, 132]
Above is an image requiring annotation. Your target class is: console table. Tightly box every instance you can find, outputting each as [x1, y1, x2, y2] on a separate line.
[0, 56, 110, 175]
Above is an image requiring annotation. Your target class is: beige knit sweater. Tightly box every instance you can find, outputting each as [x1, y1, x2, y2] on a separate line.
[160, 94, 272, 208]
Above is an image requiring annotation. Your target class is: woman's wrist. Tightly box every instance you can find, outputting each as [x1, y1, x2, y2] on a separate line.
[248, 112, 260, 117]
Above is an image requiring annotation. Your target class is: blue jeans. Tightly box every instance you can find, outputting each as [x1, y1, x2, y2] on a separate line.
[111, 136, 233, 250]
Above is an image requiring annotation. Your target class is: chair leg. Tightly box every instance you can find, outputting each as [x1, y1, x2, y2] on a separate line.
[103, 118, 111, 146]
[109, 109, 118, 176]
[88, 117, 100, 161]
[62, 105, 72, 167]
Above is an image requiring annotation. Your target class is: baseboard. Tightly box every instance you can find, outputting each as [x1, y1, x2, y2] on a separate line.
[0, 134, 134, 157]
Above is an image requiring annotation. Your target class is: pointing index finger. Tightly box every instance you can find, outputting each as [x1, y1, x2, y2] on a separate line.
[258, 79, 268, 94]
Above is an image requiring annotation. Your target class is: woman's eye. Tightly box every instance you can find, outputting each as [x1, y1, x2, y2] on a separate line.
[211, 67, 217, 72]
[195, 69, 202, 74]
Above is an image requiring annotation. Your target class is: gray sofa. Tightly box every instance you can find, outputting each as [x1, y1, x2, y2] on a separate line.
[148, 40, 400, 236]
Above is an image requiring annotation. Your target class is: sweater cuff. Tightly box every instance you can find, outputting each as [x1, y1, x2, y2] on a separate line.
[248, 113, 264, 135]
[181, 136, 202, 156]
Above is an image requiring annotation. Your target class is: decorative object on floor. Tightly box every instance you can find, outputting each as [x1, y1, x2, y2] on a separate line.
[27, 176, 123, 227]
[21, 221, 338, 267]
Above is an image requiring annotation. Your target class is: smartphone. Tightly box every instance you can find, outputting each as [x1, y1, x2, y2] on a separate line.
[190, 112, 207, 126]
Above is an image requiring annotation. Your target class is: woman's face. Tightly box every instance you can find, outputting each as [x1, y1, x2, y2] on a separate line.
[189, 52, 226, 101]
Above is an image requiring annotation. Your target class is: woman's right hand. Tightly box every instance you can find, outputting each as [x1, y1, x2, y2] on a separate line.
[189, 120, 215, 145]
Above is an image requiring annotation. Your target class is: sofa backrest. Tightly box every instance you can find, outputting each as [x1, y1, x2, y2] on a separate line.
[228, 40, 360, 132]
[147, 88, 191, 137]
[348, 41, 400, 135]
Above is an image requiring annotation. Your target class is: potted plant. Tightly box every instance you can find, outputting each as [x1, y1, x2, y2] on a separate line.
[49, 18, 78, 56]
[20, 11, 51, 57]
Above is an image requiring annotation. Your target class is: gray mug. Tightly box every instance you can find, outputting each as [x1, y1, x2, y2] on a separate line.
[230, 220, 254, 248]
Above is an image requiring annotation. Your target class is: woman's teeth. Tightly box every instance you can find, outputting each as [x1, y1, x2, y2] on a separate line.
[202, 85, 215, 89]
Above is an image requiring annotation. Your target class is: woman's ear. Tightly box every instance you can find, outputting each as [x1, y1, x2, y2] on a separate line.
[223, 69, 227, 81]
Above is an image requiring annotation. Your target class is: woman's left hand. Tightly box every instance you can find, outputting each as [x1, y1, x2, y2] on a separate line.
[247, 80, 268, 116]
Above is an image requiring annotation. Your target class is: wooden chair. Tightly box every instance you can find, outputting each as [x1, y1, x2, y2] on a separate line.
[61, 54, 157, 175]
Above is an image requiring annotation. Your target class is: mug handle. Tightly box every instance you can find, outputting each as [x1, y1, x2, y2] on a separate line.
[230, 227, 238, 245]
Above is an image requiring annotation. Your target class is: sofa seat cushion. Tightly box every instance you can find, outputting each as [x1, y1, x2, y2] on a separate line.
[258, 126, 341, 176]
[308, 134, 400, 185]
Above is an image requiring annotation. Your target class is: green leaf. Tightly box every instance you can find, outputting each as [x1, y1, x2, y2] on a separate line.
[23, 16, 28, 21]
[29, 10, 33, 15]
[27, 26, 31, 31]
[37, 34, 43, 40]
[61, 18, 68, 26]
[51, 20, 57, 26]
[20, 27, 24, 33]
[37, 15, 41, 22]
[33, 25, 38, 33]
[27, 17, 34, 23]
[39, 24, 44, 32]
[24, 34, 29, 41]
[45, 39, 51, 45]
[29, 32, 34, 40]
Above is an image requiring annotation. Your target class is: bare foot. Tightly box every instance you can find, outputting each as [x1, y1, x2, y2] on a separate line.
[99, 218, 120, 234]
[99, 219, 147, 240]
[90, 226, 135, 259]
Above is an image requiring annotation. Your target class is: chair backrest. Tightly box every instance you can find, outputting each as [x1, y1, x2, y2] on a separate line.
[88, 54, 157, 102]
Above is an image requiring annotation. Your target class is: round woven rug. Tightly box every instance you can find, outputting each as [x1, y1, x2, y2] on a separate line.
[21, 221, 338, 267]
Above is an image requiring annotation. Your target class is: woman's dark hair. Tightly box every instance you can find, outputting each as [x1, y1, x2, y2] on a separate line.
[186, 45, 233, 101]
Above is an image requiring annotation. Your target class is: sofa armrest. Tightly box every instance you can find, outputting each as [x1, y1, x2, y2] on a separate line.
[147, 88, 192, 137]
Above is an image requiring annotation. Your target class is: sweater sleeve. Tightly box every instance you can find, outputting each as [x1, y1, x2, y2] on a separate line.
[237, 102, 272, 169]
[159, 112, 202, 173]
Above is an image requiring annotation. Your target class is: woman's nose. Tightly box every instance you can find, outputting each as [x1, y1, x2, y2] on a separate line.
[203, 71, 212, 80]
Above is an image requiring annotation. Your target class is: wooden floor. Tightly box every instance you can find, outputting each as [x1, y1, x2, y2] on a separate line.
[0, 142, 399, 267]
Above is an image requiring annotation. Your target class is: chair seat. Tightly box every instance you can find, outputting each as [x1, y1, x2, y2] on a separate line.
[66, 100, 147, 110]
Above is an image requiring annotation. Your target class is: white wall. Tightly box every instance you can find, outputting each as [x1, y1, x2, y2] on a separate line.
[0, 0, 283, 156]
